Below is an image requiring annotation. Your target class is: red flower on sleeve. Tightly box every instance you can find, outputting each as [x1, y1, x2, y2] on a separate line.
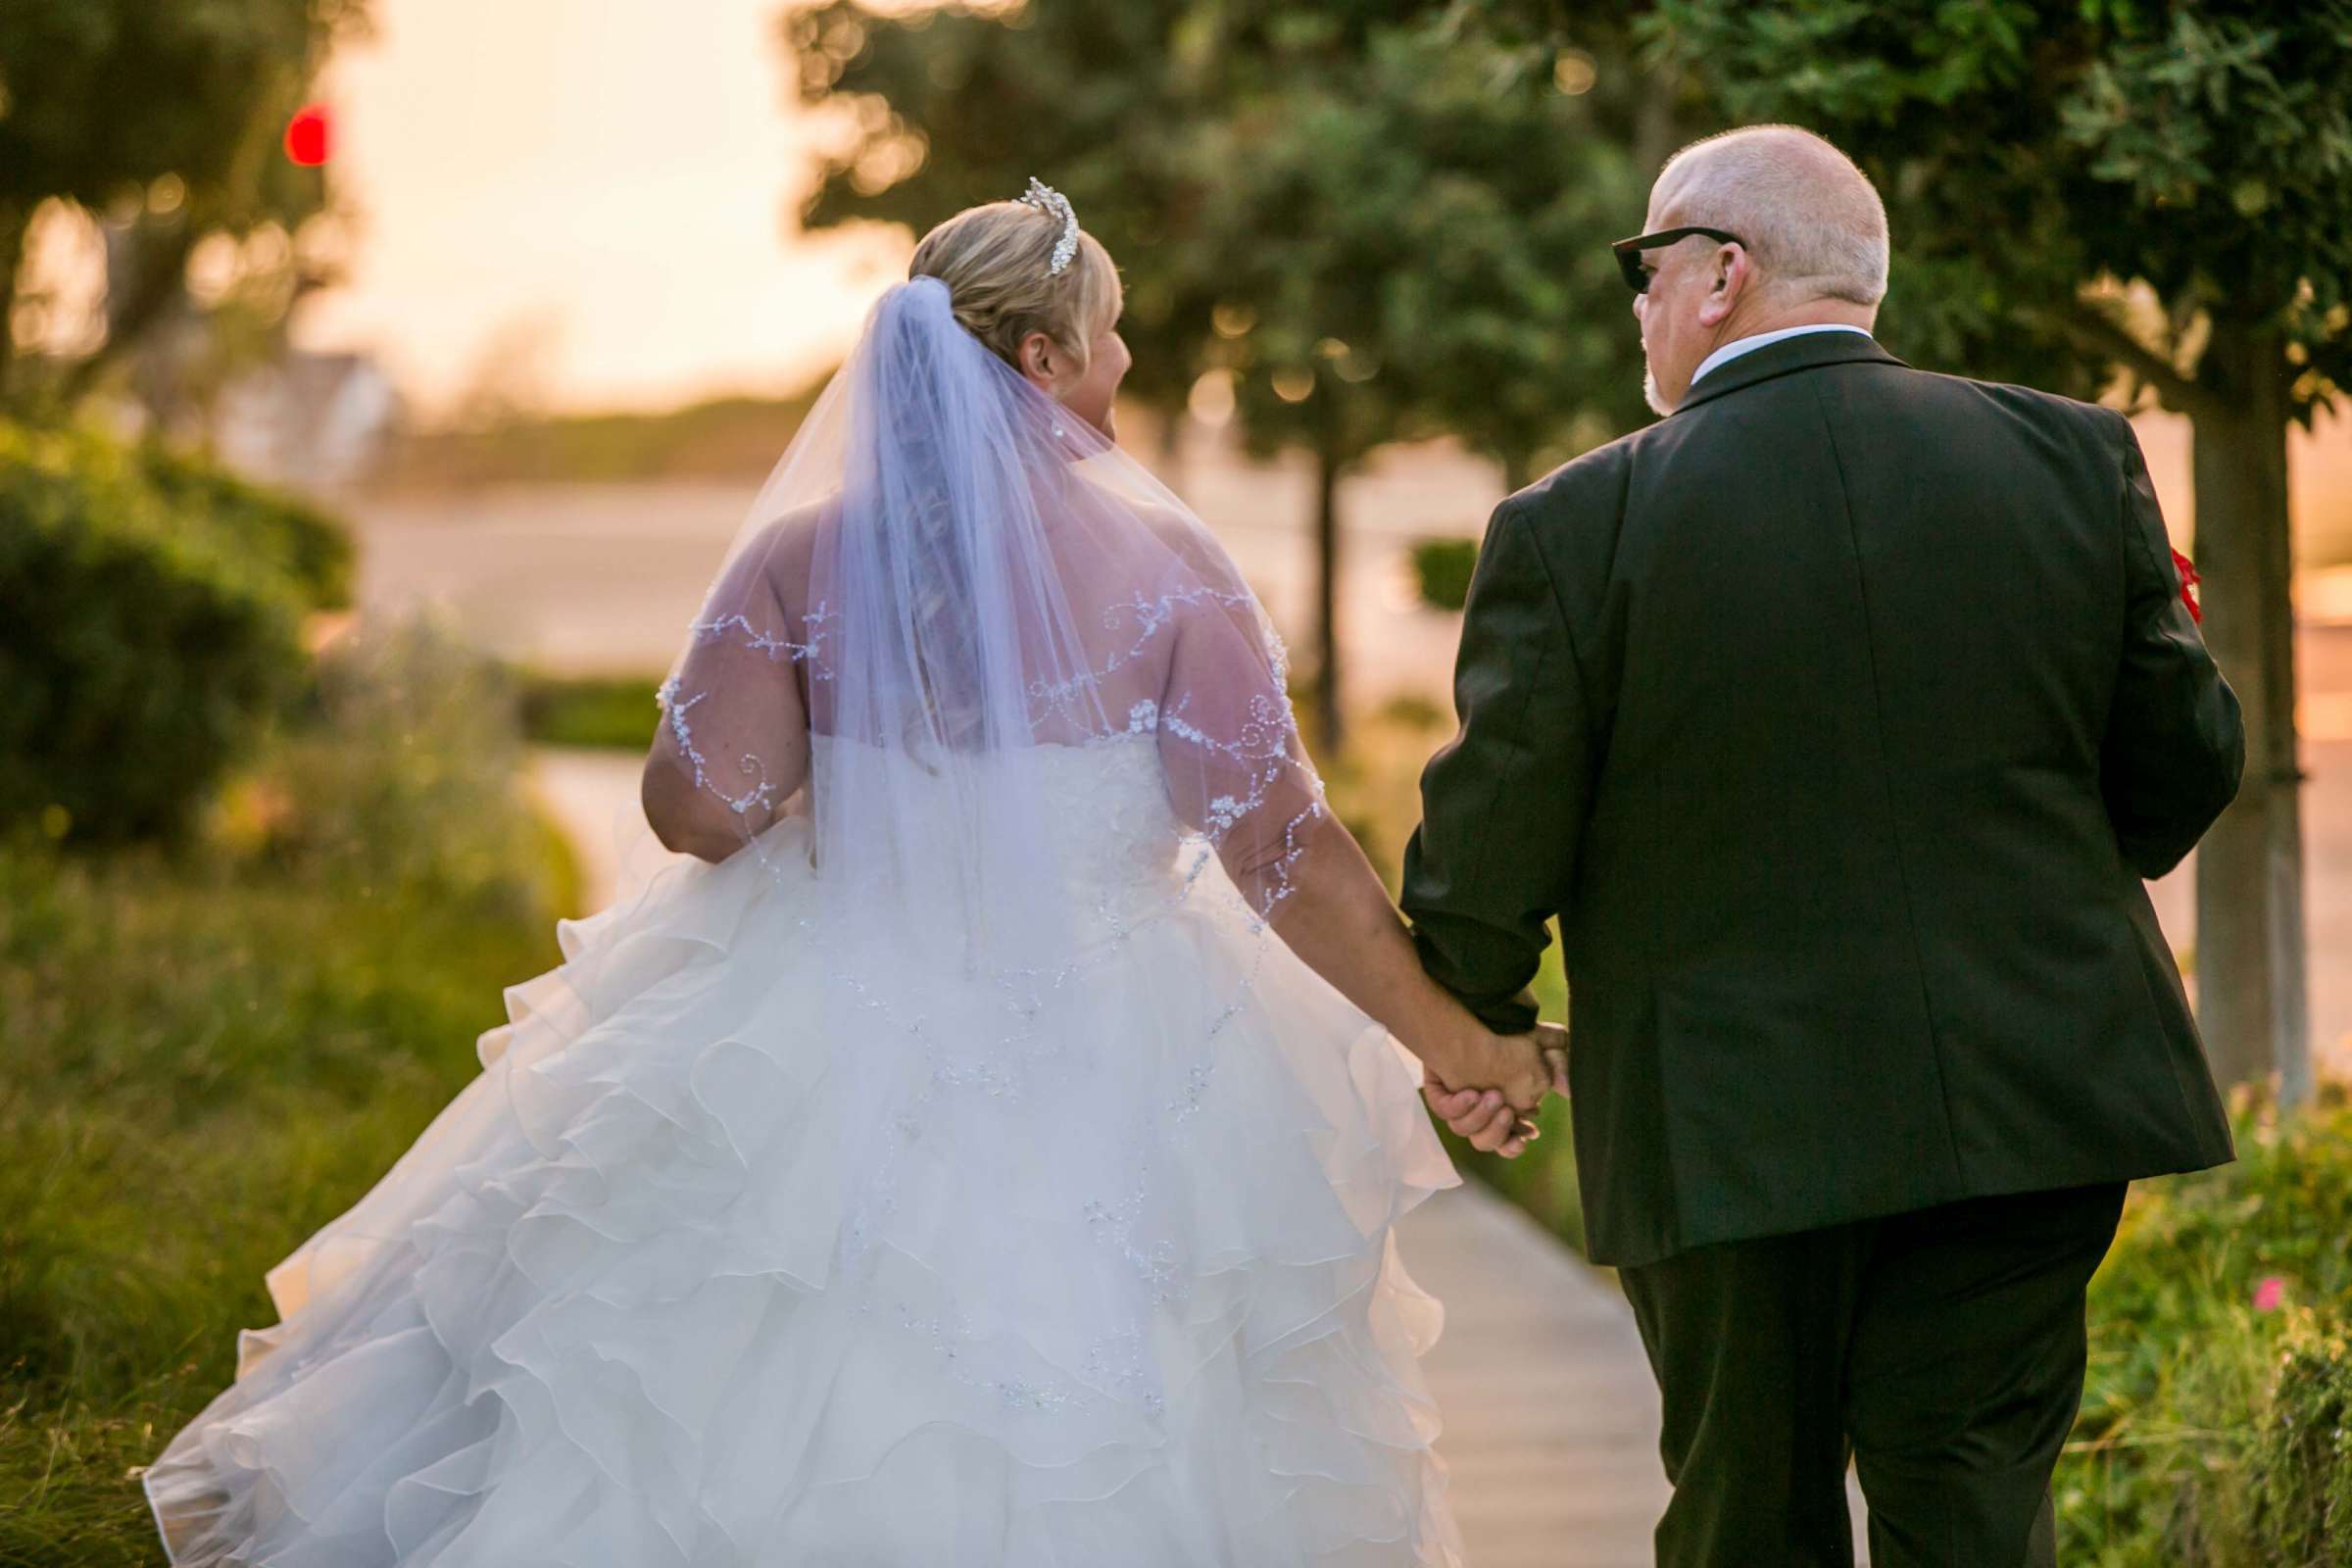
[2170, 546, 2202, 624]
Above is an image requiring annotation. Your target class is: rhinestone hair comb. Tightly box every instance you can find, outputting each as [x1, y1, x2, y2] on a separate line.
[1017, 176, 1080, 276]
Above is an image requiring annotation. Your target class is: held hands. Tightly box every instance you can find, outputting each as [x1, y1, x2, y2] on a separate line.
[1421, 1022, 1569, 1159]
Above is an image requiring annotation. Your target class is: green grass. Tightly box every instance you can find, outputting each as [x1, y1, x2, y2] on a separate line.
[2060, 1088, 2352, 1564]
[514, 669, 663, 751]
[374, 390, 822, 491]
[0, 619, 571, 1565]
[0, 852, 565, 1564]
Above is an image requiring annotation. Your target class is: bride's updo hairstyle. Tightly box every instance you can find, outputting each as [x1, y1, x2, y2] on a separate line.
[907, 200, 1122, 374]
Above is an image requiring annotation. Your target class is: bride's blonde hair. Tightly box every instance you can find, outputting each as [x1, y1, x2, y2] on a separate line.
[908, 201, 1122, 373]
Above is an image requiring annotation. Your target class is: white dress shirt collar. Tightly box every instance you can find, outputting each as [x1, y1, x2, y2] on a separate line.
[1689, 322, 1875, 389]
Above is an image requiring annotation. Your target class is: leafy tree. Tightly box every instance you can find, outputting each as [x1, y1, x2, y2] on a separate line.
[1195, 20, 1654, 741]
[788, 3, 1223, 443]
[1624, 0, 2352, 1100]
[787, 2, 1396, 743]
[789, 1, 1653, 748]
[0, 0, 370, 408]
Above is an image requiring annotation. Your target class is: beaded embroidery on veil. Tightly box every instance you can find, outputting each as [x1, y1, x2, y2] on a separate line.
[634, 277, 1362, 1260]
[638, 268, 1403, 1365]
[138, 271, 1468, 1567]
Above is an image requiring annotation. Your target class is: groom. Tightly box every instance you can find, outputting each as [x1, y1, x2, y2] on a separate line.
[1400, 125, 2244, 1567]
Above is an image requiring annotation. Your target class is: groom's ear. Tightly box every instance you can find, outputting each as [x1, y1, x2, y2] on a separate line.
[1697, 246, 1748, 327]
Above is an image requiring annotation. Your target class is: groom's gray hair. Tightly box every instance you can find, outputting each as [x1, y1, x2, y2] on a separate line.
[1654, 124, 1889, 308]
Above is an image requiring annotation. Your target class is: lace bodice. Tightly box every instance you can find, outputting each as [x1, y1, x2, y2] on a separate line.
[1023, 730, 1189, 906]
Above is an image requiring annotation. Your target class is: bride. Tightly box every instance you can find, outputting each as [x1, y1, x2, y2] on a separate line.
[141, 180, 1558, 1567]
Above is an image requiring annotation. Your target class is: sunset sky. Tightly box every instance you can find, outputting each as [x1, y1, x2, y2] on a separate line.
[294, 0, 906, 420]
[269, 0, 2346, 561]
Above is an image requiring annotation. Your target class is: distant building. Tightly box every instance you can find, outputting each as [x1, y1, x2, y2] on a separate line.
[212, 350, 406, 494]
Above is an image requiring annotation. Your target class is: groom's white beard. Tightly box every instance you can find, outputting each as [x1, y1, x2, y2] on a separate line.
[1642, 363, 1674, 417]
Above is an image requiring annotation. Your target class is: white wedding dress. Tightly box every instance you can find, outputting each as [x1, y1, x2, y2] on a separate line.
[142, 728, 1467, 1560]
[142, 735, 1468, 1566]
[143, 277, 1471, 1567]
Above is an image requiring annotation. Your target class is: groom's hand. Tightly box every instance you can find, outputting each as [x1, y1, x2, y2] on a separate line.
[1422, 1025, 1567, 1158]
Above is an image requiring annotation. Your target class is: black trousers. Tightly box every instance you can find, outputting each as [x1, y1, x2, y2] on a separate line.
[1617, 1181, 2129, 1568]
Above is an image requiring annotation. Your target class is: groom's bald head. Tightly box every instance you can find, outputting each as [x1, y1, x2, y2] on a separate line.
[1649, 125, 1889, 309]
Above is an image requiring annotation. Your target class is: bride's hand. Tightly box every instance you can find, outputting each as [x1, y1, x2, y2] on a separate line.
[1422, 1023, 1568, 1157]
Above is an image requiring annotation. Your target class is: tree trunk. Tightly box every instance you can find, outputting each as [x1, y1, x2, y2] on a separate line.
[1313, 446, 1345, 755]
[1634, 84, 1681, 176]
[1154, 403, 1187, 499]
[2189, 320, 2309, 1103]
[0, 202, 25, 403]
[59, 212, 198, 410]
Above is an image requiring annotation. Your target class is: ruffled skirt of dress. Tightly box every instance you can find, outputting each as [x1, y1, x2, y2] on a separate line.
[141, 817, 1468, 1567]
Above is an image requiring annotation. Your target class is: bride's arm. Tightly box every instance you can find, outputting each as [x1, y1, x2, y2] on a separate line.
[640, 681, 807, 864]
[642, 532, 813, 863]
[1147, 605, 1549, 1113]
[1259, 819, 1552, 1117]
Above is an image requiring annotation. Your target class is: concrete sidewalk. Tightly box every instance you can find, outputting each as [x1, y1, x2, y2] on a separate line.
[1397, 1181, 1673, 1566]
[1399, 1179, 1876, 1566]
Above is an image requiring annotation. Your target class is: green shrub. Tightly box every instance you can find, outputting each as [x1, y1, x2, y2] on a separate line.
[131, 439, 356, 611]
[0, 616, 568, 1564]
[1410, 536, 1480, 612]
[211, 617, 570, 919]
[2247, 1316, 2352, 1564]
[1375, 691, 1447, 731]
[515, 668, 662, 751]
[2060, 1088, 2352, 1565]
[0, 422, 313, 846]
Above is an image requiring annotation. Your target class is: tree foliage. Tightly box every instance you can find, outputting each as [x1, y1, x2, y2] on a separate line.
[1637, 1, 2352, 417]
[788, 1, 1659, 743]
[0, 0, 371, 406]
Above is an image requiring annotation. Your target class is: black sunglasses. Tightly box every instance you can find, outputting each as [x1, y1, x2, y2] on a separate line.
[1612, 225, 1746, 293]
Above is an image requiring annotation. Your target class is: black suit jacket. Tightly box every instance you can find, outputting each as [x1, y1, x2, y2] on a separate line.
[1399, 329, 2244, 1268]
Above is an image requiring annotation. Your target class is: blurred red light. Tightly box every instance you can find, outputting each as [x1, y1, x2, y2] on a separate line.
[285, 105, 331, 167]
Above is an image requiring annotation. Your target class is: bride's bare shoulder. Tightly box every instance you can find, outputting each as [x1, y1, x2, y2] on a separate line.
[721, 495, 838, 598]
[1108, 485, 1245, 583]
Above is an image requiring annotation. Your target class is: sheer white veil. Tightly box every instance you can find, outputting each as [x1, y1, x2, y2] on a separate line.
[612, 268, 1341, 1384]
[134, 256, 1455, 1567]
[649, 271, 1327, 957]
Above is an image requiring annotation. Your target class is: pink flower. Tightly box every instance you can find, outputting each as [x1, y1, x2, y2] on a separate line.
[2252, 1275, 2286, 1313]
